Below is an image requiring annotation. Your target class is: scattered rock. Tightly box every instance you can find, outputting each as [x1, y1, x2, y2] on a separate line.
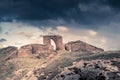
[53, 60, 120, 80]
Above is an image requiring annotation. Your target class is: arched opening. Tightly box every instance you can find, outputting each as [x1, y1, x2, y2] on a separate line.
[50, 39, 56, 50]
[43, 35, 64, 50]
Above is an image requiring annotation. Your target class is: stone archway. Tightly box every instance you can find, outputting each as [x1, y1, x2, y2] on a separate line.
[43, 35, 64, 50]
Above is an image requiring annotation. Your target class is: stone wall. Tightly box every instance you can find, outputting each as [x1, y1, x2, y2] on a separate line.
[18, 44, 53, 58]
[18, 45, 33, 58]
[3, 35, 105, 59]
[43, 35, 64, 50]
[65, 40, 104, 53]
[17, 35, 65, 58]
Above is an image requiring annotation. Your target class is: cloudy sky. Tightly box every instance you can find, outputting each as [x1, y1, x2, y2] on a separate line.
[0, 0, 120, 50]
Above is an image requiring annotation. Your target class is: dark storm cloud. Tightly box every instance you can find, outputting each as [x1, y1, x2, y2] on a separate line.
[0, 0, 120, 26]
[0, 38, 7, 42]
[0, 26, 2, 33]
[107, 0, 120, 10]
[0, 0, 80, 20]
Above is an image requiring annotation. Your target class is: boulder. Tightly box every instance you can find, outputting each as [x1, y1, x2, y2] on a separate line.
[53, 59, 120, 80]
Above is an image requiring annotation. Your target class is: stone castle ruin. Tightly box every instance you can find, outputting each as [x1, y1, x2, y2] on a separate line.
[5, 35, 104, 58]
[43, 35, 64, 50]
[16, 35, 65, 58]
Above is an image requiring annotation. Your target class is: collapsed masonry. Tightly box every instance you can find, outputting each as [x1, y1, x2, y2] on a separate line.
[17, 35, 65, 58]
[5, 35, 104, 58]
[65, 40, 104, 53]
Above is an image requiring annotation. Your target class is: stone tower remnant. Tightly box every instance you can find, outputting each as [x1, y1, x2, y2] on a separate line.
[43, 35, 64, 50]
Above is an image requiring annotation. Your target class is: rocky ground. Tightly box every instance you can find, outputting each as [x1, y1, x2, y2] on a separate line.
[1, 35, 119, 80]
[53, 59, 120, 80]
[0, 46, 17, 61]
[0, 50, 120, 80]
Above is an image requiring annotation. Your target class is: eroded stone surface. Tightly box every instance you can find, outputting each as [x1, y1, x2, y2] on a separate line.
[43, 35, 64, 50]
[18, 44, 53, 58]
[2, 35, 105, 59]
[65, 40, 104, 53]
[53, 59, 120, 80]
[18, 35, 65, 58]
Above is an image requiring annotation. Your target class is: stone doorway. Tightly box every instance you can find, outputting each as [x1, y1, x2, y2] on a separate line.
[43, 35, 64, 50]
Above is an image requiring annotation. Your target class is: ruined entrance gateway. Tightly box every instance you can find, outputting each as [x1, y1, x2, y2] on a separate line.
[43, 35, 65, 50]
[16, 35, 65, 58]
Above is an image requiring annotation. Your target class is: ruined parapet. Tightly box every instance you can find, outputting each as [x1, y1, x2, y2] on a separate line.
[18, 45, 33, 58]
[17, 35, 65, 58]
[17, 44, 53, 58]
[43, 35, 65, 50]
[31, 44, 53, 53]
[65, 40, 104, 53]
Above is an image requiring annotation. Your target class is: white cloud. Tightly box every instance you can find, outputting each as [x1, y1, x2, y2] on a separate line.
[96, 22, 120, 50]
[56, 26, 69, 32]
[41, 26, 106, 50]
[0, 21, 120, 51]
[101, 39, 107, 44]
[87, 30, 97, 36]
[0, 22, 43, 47]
